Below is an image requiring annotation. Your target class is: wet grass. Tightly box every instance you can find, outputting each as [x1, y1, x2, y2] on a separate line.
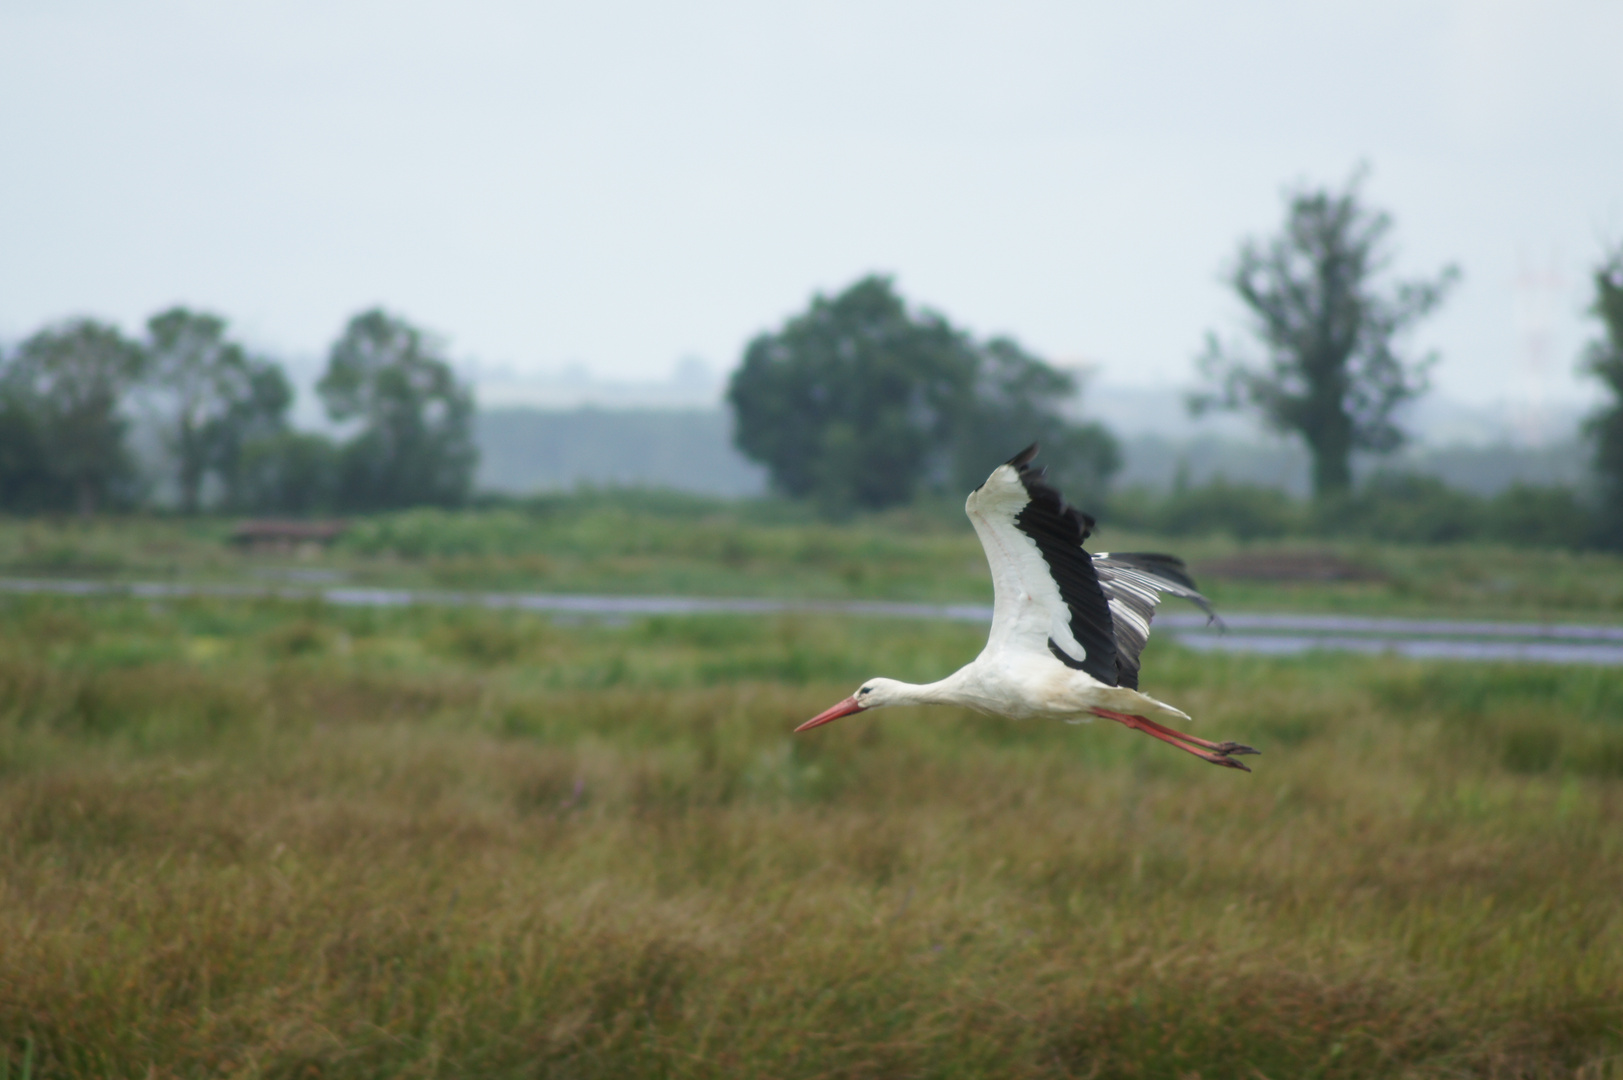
[1, 593, 1621, 1077]
[7, 502, 1623, 620]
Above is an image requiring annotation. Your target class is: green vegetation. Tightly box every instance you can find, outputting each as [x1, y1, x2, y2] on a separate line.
[728, 275, 1118, 513]
[7, 242, 1613, 541]
[1110, 472, 1600, 550]
[0, 307, 476, 517]
[1193, 169, 1460, 498]
[6, 495, 1623, 622]
[146, 308, 294, 515]
[317, 310, 478, 512]
[1582, 244, 1623, 535]
[2, 318, 147, 515]
[1, 586, 1621, 1078]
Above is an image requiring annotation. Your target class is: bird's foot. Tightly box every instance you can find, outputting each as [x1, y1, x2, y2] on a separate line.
[1195, 750, 1253, 772]
[1089, 708, 1259, 772]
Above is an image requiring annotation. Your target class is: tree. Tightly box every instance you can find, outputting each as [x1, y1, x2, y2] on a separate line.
[210, 360, 296, 511]
[5, 319, 146, 515]
[318, 309, 478, 511]
[728, 276, 1117, 513]
[950, 336, 1120, 500]
[1192, 171, 1459, 498]
[230, 431, 341, 515]
[728, 277, 970, 511]
[0, 350, 57, 512]
[1581, 245, 1623, 537]
[146, 308, 292, 513]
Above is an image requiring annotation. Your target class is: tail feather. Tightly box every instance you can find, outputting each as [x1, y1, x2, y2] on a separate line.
[1097, 687, 1192, 723]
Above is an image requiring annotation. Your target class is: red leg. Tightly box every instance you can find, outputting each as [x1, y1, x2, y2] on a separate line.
[1090, 707, 1259, 771]
[1095, 709, 1260, 756]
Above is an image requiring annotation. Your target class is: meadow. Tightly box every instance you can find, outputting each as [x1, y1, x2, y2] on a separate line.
[3, 494, 1623, 618]
[1, 503, 1622, 1078]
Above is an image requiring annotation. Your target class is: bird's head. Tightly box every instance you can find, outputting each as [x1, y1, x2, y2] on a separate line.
[795, 678, 906, 732]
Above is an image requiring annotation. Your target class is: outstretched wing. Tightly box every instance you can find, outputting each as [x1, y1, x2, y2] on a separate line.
[1092, 553, 1218, 690]
[963, 444, 1119, 687]
[964, 445, 1220, 690]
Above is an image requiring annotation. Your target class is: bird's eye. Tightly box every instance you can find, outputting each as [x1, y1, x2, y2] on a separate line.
[859, 687, 872, 695]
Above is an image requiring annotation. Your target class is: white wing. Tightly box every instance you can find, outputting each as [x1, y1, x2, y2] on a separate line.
[964, 445, 1218, 690]
[963, 445, 1119, 685]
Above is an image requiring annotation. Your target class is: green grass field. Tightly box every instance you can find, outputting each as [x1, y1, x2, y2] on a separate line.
[2, 505, 1623, 1077]
[4, 498, 1623, 618]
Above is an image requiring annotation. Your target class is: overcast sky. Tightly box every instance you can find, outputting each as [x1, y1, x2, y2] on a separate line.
[2, 0, 1619, 413]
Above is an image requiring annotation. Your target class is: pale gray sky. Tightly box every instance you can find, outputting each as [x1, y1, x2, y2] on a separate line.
[2, 0, 1619, 414]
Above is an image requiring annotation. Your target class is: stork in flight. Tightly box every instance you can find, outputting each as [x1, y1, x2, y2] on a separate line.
[797, 444, 1259, 770]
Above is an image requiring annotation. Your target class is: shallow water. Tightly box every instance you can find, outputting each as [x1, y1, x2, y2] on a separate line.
[4, 577, 1619, 665]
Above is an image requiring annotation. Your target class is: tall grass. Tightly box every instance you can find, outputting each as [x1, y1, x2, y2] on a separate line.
[1, 593, 1620, 1077]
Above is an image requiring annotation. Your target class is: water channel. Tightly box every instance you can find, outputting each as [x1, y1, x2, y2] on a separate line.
[4, 576, 1620, 666]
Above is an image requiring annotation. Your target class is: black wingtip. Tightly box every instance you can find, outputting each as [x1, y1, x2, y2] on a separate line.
[1097, 551, 1224, 629]
[1006, 443, 1040, 469]
[1009, 445, 1096, 545]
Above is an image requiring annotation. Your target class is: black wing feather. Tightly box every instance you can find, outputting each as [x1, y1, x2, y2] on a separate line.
[1093, 552, 1218, 690]
[1005, 446, 1120, 687]
[1001, 444, 1219, 691]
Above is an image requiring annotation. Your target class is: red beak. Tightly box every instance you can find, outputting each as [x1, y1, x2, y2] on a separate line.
[795, 695, 866, 733]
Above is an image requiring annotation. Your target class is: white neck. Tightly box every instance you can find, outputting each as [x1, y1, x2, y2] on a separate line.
[881, 670, 975, 709]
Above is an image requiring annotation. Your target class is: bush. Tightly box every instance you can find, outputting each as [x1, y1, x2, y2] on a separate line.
[1107, 473, 1602, 550]
[1319, 473, 1485, 544]
[1485, 483, 1600, 550]
[1108, 479, 1305, 540]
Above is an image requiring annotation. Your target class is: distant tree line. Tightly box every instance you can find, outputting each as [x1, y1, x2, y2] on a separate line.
[723, 174, 1467, 518]
[7, 170, 1621, 548]
[725, 174, 1623, 548]
[0, 308, 477, 516]
[1106, 472, 1600, 550]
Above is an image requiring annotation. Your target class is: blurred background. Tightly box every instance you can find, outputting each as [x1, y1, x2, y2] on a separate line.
[6, 5, 1623, 1077]
[2, 0, 1620, 537]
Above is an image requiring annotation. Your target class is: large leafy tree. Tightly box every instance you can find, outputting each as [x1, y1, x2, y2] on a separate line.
[1192, 172, 1459, 498]
[1581, 246, 1623, 536]
[319, 309, 478, 511]
[729, 277, 972, 511]
[146, 308, 292, 512]
[728, 276, 1117, 513]
[5, 319, 146, 515]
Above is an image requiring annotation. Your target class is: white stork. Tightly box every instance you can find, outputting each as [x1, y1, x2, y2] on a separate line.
[797, 444, 1259, 771]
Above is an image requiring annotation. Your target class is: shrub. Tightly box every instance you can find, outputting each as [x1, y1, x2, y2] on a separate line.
[1108, 474, 1602, 550]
